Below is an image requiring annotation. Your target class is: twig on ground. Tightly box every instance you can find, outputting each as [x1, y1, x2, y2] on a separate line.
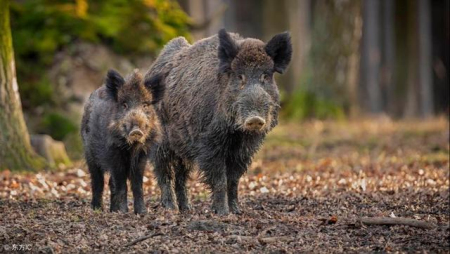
[227, 235, 294, 244]
[359, 217, 435, 229]
[125, 232, 163, 247]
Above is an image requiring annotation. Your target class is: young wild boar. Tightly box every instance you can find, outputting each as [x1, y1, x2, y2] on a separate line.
[145, 29, 292, 215]
[81, 70, 165, 214]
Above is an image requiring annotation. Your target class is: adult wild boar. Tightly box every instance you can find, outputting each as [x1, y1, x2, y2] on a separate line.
[146, 29, 292, 215]
[81, 69, 165, 214]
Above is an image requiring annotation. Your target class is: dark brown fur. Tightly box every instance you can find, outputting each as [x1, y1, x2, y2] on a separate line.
[81, 70, 165, 214]
[146, 29, 292, 215]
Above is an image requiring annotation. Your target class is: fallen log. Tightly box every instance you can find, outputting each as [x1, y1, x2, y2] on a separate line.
[359, 217, 435, 229]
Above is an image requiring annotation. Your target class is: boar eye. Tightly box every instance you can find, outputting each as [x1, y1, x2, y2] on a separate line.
[238, 74, 246, 89]
[122, 103, 128, 109]
[260, 74, 271, 83]
[143, 103, 150, 109]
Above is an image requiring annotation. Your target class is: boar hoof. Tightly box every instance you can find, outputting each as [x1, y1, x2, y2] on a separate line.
[110, 208, 128, 213]
[212, 204, 229, 215]
[179, 203, 192, 212]
[213, 208, 230, 216]
[91, 204, 103, 211]
[162, 200, 177, 210]
[134, 208, 147, 215]
[230, 205, 242, 215]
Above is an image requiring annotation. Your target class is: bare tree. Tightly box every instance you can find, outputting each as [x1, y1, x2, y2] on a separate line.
[0, 0, 45, 171]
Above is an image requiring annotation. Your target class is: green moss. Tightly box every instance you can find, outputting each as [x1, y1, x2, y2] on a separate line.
[282, 87, 345, 121]
[10, 0, 190, 111]
[41, 113, 78, 141]
[18, 74, 54, 107]
[10, 0, 190, 57]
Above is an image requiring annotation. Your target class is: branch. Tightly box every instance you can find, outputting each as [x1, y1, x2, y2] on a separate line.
[227, 235, 294, 244]
[359, 217, 435, 229]
[125, 232, 163, 247]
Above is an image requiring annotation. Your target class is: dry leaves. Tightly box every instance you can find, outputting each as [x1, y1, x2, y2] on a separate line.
[0, 118, 448, 253]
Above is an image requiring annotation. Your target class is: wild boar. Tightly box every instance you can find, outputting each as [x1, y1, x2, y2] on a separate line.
[81, 69, 164, 214]
[146, 29, 292, 215]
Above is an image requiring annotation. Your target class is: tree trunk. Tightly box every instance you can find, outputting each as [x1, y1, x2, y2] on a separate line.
[347, 8, 363, 117]
[361, 0, 383, 113]
[404, 0, 420, 117]
[382, 0, 396, 115]
[417, 0, 434, 117]
[309, 0, 362, 115]
[0, 0, 46, 171]
[284, 0, 311, 94]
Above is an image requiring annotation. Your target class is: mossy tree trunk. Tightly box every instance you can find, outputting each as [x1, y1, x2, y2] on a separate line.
[0, 0, 46, 171]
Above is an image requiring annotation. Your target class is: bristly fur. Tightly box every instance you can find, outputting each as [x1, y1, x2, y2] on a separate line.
[145, 29, 292, 215]
[264, 32, 292, 74]
[81, 69, 164, 214]
[145, 74, 166, 104]
[218, 28, 239, 73]
[105, 69, 125, 101]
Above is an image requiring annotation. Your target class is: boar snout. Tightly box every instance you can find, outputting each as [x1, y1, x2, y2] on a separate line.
[244, 116, 265, 131]
[129, 127, 144, 139]
[122, 110, 149, 143]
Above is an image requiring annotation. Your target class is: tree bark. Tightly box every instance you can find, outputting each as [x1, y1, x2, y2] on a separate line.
[347, 5, 363, 117]
[309, 0, 362, 115]
[418, 0, 434, 117]
[404, 0, 420, 117]
[284, 0, 311, 94]
[0, 0, 46, 171]
[361, 0, 383, 113]
[382, 0, 396, 115]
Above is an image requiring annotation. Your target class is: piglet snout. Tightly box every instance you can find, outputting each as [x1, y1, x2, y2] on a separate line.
[129, 127, 144, 139]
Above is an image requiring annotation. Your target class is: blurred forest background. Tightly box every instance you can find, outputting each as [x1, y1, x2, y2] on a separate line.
[2, 0, 449, 168]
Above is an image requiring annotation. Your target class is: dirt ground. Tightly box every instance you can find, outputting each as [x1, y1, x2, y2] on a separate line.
[1, 118, 449, 253]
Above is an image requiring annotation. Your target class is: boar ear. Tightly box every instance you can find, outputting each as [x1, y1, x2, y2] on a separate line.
[218, 29, 239, 73]
[105, 69, 125, 101]
[265, 32, 292, 74]
[145, 74, 165, 104]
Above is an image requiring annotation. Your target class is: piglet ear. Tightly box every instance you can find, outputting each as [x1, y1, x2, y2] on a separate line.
[144, 73, 165, 104]
[105, 69, 125, 101]
[265, 32, 292, 74]
[218, 29, 239, 73]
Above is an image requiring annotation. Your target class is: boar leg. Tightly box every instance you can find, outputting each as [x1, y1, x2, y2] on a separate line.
[226, 153, 251, 214]
[227, 173, 242, 215]
[88, 162, 104, 211]
[154, 147, 177, 210]
[210, 172, 229, 215]
[201, 159, 229, 215]
[110, 168, 129, 213]
[174, 158, 192, 212]
[130, 157, 147, 214]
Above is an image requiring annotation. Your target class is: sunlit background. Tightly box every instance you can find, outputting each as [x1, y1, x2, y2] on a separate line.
[9, 0, 449, 160]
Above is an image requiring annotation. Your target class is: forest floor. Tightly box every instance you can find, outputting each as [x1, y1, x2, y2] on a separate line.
[1, 118, 449, 253]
